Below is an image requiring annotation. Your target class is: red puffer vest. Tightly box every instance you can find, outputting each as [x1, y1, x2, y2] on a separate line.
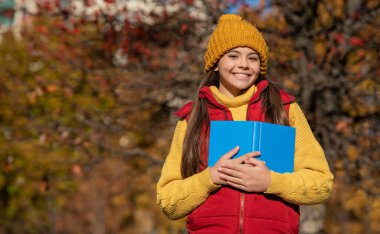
[175, 80, 300, 234]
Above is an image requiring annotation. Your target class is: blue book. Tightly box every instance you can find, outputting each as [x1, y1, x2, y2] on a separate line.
[208, 121, 295, 173]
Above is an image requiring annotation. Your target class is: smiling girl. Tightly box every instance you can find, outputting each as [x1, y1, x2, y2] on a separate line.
[157, 14, 333, 234]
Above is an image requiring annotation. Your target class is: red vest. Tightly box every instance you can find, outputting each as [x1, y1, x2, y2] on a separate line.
[175, 80, 300, 234]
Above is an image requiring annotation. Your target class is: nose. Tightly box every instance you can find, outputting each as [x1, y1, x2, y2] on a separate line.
[237, 57, 248, 68]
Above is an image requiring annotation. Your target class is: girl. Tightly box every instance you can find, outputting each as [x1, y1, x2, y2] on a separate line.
[157, 14, 333, 234]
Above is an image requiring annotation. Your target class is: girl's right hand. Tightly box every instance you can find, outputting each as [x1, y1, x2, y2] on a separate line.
[209, 146, 260, 185]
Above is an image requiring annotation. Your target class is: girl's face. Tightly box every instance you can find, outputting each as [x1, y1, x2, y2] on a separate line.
[215, 47, 260, 97]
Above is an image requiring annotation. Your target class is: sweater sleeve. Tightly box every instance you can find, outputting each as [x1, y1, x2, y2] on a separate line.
[156, 120, 220, 219]
[265, 103, 334, 205]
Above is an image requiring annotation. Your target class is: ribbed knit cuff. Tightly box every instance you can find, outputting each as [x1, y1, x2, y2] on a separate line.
[265, 171, 286, 194]
[197, 168, 220, 193]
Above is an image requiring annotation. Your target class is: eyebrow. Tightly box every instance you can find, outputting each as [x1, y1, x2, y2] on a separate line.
[228, 50, 259, 56]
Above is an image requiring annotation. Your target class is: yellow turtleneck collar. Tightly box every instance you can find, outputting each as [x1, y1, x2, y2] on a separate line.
[209, 85, 257, 108]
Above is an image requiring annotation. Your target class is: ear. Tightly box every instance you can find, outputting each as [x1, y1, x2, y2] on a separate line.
[214, 67, 219, 72]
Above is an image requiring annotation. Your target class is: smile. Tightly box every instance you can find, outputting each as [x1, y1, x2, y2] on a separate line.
[233, 73, 251, 79]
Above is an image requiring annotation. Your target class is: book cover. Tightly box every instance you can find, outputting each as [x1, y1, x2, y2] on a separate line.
[208, 121, 295, 173]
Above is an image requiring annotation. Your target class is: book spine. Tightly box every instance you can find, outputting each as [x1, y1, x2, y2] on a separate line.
[252, 122, 261, 152]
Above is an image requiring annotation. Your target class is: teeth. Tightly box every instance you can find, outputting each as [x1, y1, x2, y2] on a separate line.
[234, 74, 248, 78]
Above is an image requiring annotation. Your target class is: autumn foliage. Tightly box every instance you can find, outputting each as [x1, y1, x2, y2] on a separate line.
[0, 0, 379, 233]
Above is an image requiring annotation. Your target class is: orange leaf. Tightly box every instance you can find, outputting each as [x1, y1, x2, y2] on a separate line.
[72, 164, 83, 177]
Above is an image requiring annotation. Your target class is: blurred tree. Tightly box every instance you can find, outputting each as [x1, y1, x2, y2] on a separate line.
[0, 1, 225, 233]
[239, 0, 379, 233]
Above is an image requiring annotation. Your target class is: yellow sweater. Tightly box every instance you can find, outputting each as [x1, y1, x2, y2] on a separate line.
[157, 85, 334, 219]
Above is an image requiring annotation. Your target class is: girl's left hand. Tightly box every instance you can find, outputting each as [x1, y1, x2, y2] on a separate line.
[217, 157, 271, 192]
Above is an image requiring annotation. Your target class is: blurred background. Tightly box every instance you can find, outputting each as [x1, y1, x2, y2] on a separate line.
[0, 0, 378, 233]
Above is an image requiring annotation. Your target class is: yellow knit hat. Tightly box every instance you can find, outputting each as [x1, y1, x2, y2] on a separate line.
[204, 14, 268, 75]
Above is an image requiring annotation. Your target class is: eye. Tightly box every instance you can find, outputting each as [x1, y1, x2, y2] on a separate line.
[249, 56, 259, 61]
[228, 54, 238, 59]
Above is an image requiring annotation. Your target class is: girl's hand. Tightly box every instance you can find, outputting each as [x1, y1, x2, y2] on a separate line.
[209, 146, 260, 185]
[217, 156, 271, 192]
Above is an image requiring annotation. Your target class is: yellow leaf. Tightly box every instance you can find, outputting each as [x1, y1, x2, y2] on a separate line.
[370, 198, 380, 233]
[347, 145, 359, 161]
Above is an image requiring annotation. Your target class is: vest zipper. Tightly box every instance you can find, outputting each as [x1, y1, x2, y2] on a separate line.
[239, 192, 245, 234]
[224, 102, 244, 233]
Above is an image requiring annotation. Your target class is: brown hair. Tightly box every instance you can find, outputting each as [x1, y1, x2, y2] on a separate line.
[181, 71, 218, 178]
[181, 72, 289, 178]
